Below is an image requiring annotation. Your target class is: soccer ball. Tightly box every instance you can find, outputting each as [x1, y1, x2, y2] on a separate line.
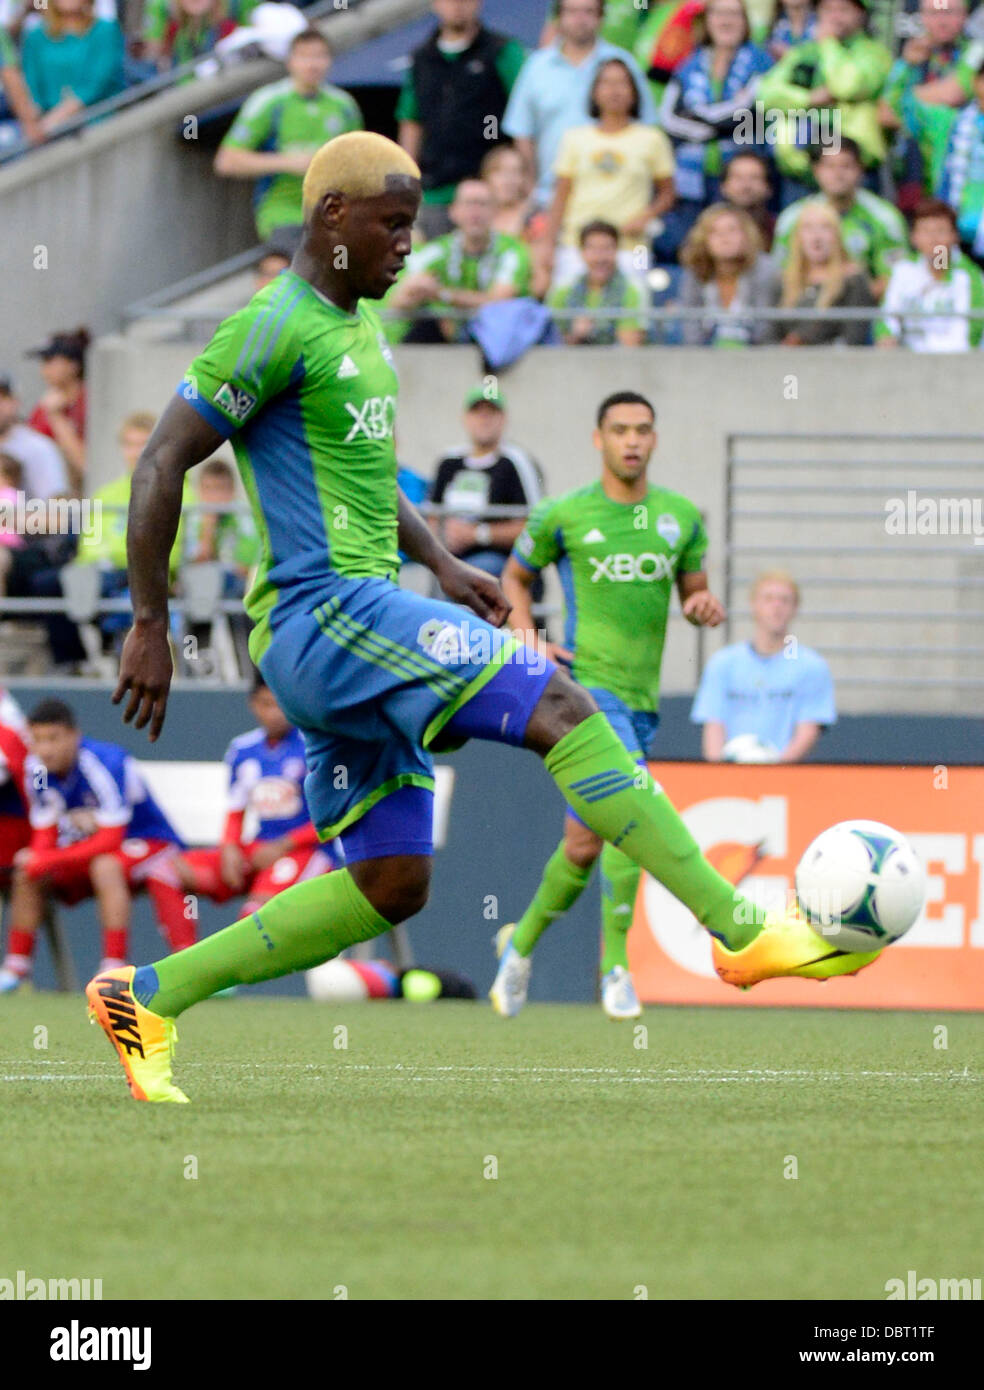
[795, 820, 926, 954]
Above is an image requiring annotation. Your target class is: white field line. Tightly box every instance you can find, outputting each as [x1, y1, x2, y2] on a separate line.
[1, 1061, 976, 1084]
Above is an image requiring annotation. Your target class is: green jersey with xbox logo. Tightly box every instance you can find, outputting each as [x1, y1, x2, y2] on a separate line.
[512, 480, 707, 712]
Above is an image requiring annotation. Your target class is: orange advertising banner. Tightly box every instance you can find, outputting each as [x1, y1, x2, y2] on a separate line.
[627, 764, 984, 1010]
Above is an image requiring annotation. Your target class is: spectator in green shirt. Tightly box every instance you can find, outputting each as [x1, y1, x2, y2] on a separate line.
[144, 0, 257, 67]
[901, 59, 984, 259]
[185, 457, 260, 596]
[772, 138, 908, 294]
[214, 28, 363, 240]
[383, 178, 532, 343]
[548, 219, 646, 346]
[21, 0, 124, 135]
[78, 411, 190, 580]
[77, 411, 192, 650]
[879, 0, 983, 202]
[757, 0, 892, 188]
[397, 0, 527, 240]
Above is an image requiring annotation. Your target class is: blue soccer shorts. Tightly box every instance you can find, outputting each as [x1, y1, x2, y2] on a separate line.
[259, 574, 556, 858]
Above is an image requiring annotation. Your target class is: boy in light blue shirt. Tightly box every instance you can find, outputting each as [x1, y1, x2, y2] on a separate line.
[691, 570, 836, 762]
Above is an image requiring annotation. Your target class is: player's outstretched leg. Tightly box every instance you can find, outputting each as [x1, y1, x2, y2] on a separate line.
[523, 673, 880, 989]
[86, 858, 423, 1101]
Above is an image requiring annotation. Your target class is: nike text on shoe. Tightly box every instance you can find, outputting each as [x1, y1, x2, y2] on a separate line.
[85, 967, 189, 1103]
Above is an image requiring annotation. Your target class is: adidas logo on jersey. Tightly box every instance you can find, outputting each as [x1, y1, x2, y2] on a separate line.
[336, 355, 360, 380]
[582, 528, 606, 543]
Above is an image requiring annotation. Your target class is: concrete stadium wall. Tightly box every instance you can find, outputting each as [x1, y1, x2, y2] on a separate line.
[0, 0, 432, 402]
[13, 687, 980, 999]
[87, 340, 984, 714]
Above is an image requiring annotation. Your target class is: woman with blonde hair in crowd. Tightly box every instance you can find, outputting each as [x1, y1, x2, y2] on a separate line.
[778, 200, 875, 345]
[677, 202, 781, 345]
[20, 0, 124, 135]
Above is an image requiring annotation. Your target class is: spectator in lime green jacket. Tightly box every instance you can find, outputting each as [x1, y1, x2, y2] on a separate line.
[901, 59, 984, 259]
[78, 412, 190, 579]
[757, 0, 891, 186]
[21, 0, 124, 136]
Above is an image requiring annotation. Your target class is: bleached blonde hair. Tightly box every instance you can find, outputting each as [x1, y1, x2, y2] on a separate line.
[302, 132, 421, 222]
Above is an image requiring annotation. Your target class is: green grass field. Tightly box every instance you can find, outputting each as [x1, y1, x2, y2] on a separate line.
[3, 994, 982, 1300]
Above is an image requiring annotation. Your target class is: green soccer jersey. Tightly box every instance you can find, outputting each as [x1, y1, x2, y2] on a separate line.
[183, 272, 401, 661]
[514, 481, 707, 712]
[547, 274, 645, 344]
[382, 229, 531, 343]
[221, 78, 364, 238]
[773, 190, 908, 281]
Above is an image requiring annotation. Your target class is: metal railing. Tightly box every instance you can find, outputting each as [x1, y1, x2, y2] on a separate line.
[0, 498, 711, 683]
[724, 433, 984, 712]
[120, 295, 984, 342]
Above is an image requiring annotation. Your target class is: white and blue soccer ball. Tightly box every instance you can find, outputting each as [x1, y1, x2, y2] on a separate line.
[795, 820, 926, 954]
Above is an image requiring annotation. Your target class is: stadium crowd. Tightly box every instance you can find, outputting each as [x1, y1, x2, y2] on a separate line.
[2, 0, 984, 675]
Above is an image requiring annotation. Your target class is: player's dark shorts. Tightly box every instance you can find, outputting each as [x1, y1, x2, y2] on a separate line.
[259, 574, 556, 855]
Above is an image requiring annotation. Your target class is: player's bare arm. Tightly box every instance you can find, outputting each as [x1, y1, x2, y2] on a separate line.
[397, 488, 511, 627]
[502, 555, 572, 664]
[113, 397, 226, 741]
[678, 570, 726, 627]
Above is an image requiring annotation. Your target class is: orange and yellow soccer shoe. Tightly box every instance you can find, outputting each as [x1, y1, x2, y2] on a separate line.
[86, 966, 189, 1103]
[712, 905, 881, 990]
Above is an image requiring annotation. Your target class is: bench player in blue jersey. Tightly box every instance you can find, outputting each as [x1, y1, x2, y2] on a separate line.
[161, 671, 342, 924]
[85, 131, 880, 1103]
[0, 699, 184, 992]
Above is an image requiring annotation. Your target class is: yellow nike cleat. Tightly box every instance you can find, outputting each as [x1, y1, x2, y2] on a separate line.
[86, 967, 189, 1103]
[712, 905, 881, 990]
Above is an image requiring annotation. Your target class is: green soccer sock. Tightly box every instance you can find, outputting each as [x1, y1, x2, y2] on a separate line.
[133, 869, 391, 1018]
[545, 713, 766, 951]
[599, 843, 642, 975]
[511, 840, 593, 957]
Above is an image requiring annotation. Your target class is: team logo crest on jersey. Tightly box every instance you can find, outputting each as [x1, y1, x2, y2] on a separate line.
[376, 332, 395, 366]
[215, 382, 258, 422]
[656, 514, 682, 548]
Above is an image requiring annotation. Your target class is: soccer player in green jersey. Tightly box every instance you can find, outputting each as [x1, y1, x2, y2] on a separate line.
[490, 392, 723, 1019]
[86, 131, 879, 1104]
